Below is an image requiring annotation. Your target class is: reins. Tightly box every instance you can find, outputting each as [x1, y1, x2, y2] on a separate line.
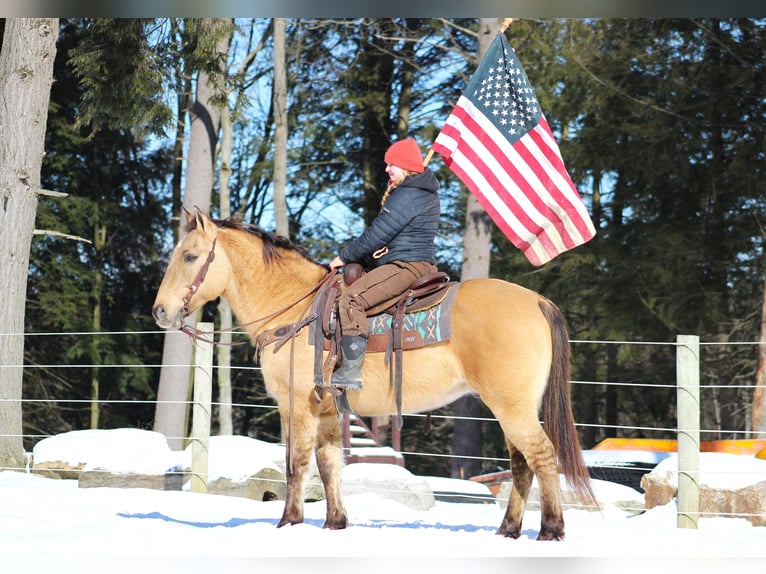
[178, 236, 337, 346]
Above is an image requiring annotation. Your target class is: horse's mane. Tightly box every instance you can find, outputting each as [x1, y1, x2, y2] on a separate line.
[185, 214, 326, 269]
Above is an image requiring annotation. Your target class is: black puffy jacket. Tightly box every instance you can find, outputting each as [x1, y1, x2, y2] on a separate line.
[340, 170, 440, 267]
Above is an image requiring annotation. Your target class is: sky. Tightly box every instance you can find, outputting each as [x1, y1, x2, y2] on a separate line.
[1, 429, 764, 574]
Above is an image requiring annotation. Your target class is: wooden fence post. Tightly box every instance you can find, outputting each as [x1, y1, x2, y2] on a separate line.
[676, 334, 700, 529]
[190, 322, 213, 494]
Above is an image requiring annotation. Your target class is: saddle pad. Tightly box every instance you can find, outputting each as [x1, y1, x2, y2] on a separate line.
[366, 282, 459, 352]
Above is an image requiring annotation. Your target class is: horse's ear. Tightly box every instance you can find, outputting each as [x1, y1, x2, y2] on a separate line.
[183, 206, 195, 225]
[194, 207, 217, 239]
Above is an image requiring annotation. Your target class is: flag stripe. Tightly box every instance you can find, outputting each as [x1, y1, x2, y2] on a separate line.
[437, 117, 547, 248]
[437, 121, 539, 247]
[435, 124, 558, 266]
[434, 97, 591, 263]
[432, 32, 596, 266]
[526, 120, 596, 240]
[517, 123, 594, 244]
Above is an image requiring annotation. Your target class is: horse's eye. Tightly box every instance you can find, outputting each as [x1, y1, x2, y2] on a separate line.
[183, 253, 199, 264]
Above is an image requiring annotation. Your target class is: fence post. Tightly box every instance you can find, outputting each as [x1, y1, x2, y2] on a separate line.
[190, 322, 213, 494]
[676, 334, 700, 529]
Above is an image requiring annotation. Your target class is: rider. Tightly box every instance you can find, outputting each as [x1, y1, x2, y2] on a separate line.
[328, 137, 441, 390]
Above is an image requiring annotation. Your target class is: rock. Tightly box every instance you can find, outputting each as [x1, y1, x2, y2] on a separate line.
[31, 429, 180, 480]
[640, 470, 676, 508]
[79, 469, 186, 491]
[245, 467, 286, 501]
[641, 453, 766, 526]
[191, 435, 325, 501]
[424, 475, 495, 504]
[699, 482, 766, 526]
[303, 469, 327, 501]
[342, 463, 435, 511]
[207, 466, 325, 502]
[31, 460, 86, 480]
[495, 475, 609, 513]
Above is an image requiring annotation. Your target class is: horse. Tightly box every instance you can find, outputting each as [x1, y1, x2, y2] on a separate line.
[152, 208, 596, 541]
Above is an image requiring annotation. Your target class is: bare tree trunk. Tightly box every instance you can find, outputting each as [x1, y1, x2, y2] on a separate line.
[215, 19, 271, 436]
[217, 74, 234, 437]
[450, 18, 501, 480]
[272, 17, 289, 236]
[89, 217, 106, 429]
[155, 19, 231, 450]
[0, 18, 58, 469]
[753, 278, 766, 436]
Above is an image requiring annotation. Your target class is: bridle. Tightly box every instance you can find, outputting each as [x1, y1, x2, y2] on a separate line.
[177, 236, 337, 346]
[182, 238, 217, 319]
[175, 235, 338, 476]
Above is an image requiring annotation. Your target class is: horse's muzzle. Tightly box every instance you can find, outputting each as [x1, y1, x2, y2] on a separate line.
[152, 303, 181, 329]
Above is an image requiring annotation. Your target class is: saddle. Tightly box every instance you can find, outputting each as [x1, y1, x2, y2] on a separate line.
[253, 263, 456, 427]
[312, 263, 454, 426]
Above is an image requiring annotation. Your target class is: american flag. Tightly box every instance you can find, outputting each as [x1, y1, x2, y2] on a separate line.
[432, 32, 596, 266]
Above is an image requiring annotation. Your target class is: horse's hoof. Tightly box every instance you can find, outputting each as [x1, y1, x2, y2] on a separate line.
[536, 527, 564, 541]
[276, 517, 303, 528]
[323, 520, 348, 530]
[495, 525, 521, 539]
[323, 510, 348, 530]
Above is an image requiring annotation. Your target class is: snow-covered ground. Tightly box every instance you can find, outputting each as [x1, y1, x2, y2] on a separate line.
[1, 429, 764, 573]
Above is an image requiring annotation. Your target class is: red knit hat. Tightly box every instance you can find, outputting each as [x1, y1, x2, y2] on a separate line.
[384, 138, 425, 173]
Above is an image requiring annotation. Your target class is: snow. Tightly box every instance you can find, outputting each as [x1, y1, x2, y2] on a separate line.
[3, 429, 765, 573]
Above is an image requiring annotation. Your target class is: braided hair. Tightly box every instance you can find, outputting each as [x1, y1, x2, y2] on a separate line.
[380, 170, 415, 207]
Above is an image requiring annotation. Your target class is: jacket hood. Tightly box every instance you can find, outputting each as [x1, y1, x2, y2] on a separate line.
[400, 169, 439, 193]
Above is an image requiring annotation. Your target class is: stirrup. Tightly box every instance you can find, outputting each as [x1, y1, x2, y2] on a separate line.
[331, 380, 363, 392]
[313, 382, 344, 397]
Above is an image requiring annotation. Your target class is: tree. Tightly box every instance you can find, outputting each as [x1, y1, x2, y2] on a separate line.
[154, 18, 233, 450]
[272, 17, 289, 237]
[449, 17, 502, 480]
[0, 18, 59, 469]
[754, 284, 766, 434]
[491, 18, 766, 446]
[25, 19, 173, 438]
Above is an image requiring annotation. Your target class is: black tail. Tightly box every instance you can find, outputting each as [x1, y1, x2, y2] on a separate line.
[539, 298, 597, 508]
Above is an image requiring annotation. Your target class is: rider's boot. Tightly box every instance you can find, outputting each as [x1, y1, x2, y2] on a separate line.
[331, 335, 367, 391]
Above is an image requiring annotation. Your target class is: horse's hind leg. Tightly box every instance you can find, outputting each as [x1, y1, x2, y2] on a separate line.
[315, 411, 348, 529]
[497, 443, 534, 539]
[495, 415, 565, 541]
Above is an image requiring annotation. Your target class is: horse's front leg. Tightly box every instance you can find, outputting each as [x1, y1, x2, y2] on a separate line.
[315, 410, 348, 529]
[276, 405, 317, 528]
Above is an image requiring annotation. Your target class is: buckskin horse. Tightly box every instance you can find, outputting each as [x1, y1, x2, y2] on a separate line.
[152, 208, 595, 541]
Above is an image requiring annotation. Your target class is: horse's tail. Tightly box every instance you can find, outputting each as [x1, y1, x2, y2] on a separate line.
[538, 297, 597, 508]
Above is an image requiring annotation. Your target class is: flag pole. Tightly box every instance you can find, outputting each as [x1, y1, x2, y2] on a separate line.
[423, 17, 515, 169]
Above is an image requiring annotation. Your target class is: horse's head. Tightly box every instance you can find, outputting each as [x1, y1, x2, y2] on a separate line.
[152, 208, 231, 329]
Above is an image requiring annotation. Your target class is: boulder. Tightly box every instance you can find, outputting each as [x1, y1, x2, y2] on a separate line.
[699, 482, 766, 526]
[79, 469, 185, 491]
[342, 463, 435, 511]
[192, 435, 325, 501]
[641, 471, 677, 509]
[31, 429, 181, 480]
[641, 452, 766, 526]
[31, 460, 86, 480]
[243, 467, 286, 501]
[495, 475, 614, 513]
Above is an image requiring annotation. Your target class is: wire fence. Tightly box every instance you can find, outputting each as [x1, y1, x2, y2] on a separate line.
[2, 328, 766, 521]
